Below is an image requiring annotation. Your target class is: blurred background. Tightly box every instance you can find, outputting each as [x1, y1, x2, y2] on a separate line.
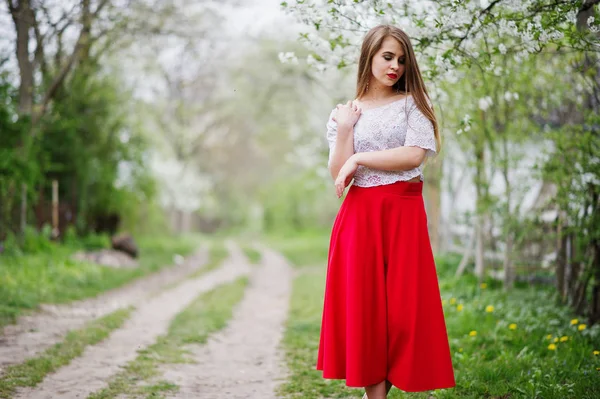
[1, 1, 599, 398]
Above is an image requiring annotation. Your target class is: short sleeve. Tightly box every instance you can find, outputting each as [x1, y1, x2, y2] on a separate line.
[325, 108, 337, 167]
[405, 100, 437, 158]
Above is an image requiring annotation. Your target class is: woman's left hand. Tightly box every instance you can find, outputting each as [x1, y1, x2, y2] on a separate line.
[335, 156, 359, 198]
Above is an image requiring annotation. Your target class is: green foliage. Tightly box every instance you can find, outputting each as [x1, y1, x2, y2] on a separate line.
[40, 64, 157, 232]
[260, 169, 338, 234]
[542, 112, 600, 261]
[0, 59, 163, 242]
[0, 74, 38, 239]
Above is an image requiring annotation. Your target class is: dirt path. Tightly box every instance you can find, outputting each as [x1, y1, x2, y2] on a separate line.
[0, 247, 209, 374]
[159, 245, 292, 399]
[13, 241, 251, 399]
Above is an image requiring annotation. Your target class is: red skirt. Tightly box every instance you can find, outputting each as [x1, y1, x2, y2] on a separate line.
[316, 181, 456, 391]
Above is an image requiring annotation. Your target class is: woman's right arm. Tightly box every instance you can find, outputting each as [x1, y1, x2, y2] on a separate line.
[328, 124, 354, 180]
[326, 101, 361, 180]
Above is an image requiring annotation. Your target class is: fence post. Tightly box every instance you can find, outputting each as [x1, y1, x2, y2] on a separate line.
[52, 180, 59, 238]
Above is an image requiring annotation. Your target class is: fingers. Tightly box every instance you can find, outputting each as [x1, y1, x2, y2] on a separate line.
[334, 175, 348, 198]
[336, 101, 359, 110]
[335, 181, 344, 198]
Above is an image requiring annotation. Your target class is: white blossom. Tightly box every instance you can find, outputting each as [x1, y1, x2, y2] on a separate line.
[478, 96, 493, 111]
[503, 91, 519, 102]
[278, 51, 299, 65]
[498, 43, 507, 55]
[589, 16, 599, 33]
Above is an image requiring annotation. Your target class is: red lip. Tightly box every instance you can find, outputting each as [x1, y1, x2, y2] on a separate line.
[387, 73, 398, 79]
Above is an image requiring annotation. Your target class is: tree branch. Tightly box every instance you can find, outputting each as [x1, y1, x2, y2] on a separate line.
[31, 33, 86, 128]
[32, 8, 48, 80]
[580, 0, 600, 13]
[456, 0, 503, 50]
[93, 0, 111, 17]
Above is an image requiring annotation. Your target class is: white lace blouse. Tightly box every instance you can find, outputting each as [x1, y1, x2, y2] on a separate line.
[326, 95, 437, 187]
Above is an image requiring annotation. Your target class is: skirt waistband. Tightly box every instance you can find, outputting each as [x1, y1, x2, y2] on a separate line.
[350, 181, 423, 196]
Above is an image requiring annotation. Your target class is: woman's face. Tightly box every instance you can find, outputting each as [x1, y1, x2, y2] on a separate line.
[370, 36, 405, 89]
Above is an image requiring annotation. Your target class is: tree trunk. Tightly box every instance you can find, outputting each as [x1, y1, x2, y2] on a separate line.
[425, 156, 443, 255]
[501, 135, 515, 290]
[475, 215, 485, 280]
[556, 218, 567, 301]
[456, 227, 475, 277]
[10, 0, 35, 116]
[474, 133, 486, 281]
[503, 233, 514, 290]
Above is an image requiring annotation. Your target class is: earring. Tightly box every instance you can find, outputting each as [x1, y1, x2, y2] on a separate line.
[366, 81, 369, 92]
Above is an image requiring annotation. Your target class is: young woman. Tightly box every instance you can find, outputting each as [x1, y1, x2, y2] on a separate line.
[316, 25, 456, 399]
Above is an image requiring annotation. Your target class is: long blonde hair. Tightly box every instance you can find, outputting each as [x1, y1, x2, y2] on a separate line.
[356, 25, 441, 153]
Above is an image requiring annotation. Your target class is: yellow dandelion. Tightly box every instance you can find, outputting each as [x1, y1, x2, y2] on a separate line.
[593, 350, 599, 356]
[554, 337, 559, 343]
[578, 324, 587, 331]
[570, 319, 578, 325]
[548, 344, 557, 350]
[485, 305, 495, 313]
[469, 330, 477, 337]
[457, 304, 464, 312]
[509, 323, 517, 330]
[441, 299, 446, 306]
[450, 298, 457, 305]
[480, 283, 487, 289]
[560, 336, 569, 342]
[458, 348, 463, 353]
[546, 334, 553, 340]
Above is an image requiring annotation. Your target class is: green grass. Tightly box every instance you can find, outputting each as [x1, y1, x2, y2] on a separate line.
[88, 276, 249, 399]
[241, 245, 262, 265]
[277, 234, 600, 399]
[0, 307, 132, 399]
[266, 229, 330, 268]
[0, 234, 201, 328]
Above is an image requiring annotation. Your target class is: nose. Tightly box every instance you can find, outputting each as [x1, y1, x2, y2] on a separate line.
[390, 60, 399, 71]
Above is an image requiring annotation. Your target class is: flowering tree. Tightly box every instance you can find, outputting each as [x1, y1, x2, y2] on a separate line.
[284, 0, 600, 322]
[282, 0, 599, 77]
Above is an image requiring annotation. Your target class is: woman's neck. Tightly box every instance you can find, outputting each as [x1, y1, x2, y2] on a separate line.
[363, 80, 399, 101]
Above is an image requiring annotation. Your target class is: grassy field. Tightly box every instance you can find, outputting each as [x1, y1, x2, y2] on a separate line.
[0, 233, 201, 328]
[274, 232, 600, 399]
[241, 245, 262, 265]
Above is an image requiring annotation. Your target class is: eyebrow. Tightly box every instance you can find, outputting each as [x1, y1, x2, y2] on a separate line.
[383, 51, 405, 57]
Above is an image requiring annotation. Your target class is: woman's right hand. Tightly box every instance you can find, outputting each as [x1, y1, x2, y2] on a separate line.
[333, 100, 361, 130]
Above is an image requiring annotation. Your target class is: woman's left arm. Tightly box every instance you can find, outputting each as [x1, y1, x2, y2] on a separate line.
[352, 146, 426, 171]
[334, 147, 425, 197]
